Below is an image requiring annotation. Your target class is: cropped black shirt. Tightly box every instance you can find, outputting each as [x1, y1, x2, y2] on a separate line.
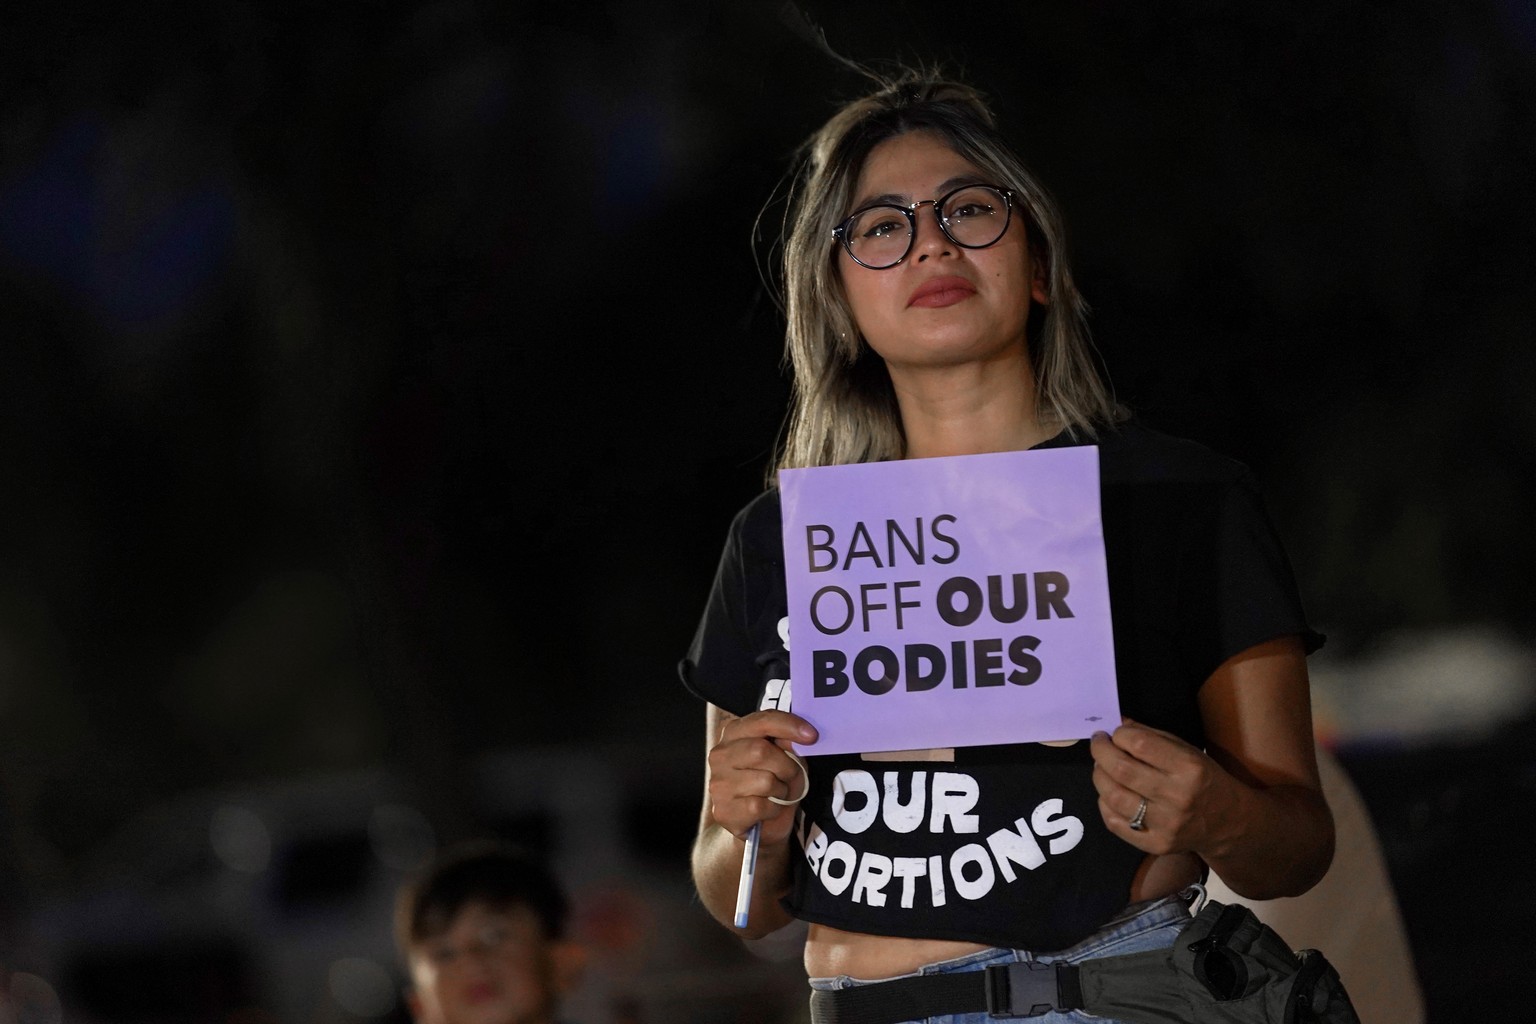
[680, 419, 1322, 951]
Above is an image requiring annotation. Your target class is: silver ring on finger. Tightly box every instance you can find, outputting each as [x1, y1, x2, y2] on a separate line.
[1127, 796, 1149, 832]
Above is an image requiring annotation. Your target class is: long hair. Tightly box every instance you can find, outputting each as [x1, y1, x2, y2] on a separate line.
[774, 69, 1118, 473]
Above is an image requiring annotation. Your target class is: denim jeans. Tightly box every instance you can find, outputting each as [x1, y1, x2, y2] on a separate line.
[807, 887, 1203, 1024]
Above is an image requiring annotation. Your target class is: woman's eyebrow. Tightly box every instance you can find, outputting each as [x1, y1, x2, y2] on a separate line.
[850, 175, 987, 211]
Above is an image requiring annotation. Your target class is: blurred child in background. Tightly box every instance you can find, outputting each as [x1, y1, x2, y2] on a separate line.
[396, 841, 586, 1024]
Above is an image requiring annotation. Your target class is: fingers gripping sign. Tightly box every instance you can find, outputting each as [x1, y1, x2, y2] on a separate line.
[711, 618, 807, 842]
[1089, 718, 1236, 857]
[706, 682, 815, 931]
[708, 709, 818, 845]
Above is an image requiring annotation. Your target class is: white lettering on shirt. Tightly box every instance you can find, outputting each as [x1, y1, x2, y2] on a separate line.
[929, 772, 980, 833]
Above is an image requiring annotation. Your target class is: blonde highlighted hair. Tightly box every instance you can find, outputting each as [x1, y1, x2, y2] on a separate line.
[775, 69, 1118, 473]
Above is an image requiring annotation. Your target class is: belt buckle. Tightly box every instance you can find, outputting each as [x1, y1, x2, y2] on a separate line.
[983, 961, 1060, 1018]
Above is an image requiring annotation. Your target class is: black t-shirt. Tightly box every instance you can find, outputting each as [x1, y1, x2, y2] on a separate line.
[679, 419, 1322, 951]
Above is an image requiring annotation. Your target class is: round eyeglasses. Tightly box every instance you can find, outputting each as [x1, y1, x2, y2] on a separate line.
[832, 184, 1016, 270]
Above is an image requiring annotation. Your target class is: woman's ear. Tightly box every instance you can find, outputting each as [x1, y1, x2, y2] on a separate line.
[1029, 245, 1050, 307]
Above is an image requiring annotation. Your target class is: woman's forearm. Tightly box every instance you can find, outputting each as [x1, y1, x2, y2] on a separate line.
[1198, 777, 1334, 900]
[1194, 637, 1337, 899]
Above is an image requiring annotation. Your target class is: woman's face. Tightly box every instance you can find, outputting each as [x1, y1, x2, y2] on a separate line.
[836, 131, 1047, 373]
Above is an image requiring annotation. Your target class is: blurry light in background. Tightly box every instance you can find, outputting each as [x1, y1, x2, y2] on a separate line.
[367, 803, 436, 872]
[0, 972, 62, 1024]
[327, 957, 397, 1019]
[1310, 627, 1536, 748]
[210, 805, 273, 874]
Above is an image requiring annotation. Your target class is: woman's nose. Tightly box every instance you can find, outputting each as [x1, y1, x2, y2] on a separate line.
[913, 205, 953, 262]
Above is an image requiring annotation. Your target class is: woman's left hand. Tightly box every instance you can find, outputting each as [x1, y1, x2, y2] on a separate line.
[1090, 718, 1237, 857]
[1090, 638, 1333, 899]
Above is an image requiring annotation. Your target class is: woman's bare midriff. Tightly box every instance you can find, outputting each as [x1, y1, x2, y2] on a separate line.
[803, 851, 1204, 979]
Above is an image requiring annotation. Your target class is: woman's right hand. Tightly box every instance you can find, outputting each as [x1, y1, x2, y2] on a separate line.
[705, 707, 817, 846]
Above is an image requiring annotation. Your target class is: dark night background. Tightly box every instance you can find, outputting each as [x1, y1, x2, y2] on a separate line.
[1, 1, 1534, 1022]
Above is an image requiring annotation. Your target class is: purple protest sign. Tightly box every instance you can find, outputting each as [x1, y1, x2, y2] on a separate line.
[778, 447, 1119, 755]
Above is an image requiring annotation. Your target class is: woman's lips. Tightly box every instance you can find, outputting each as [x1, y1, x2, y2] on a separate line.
[907, 276, 977, 308]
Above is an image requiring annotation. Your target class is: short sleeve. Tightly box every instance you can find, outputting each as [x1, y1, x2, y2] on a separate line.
[677, 505, 763, 717]
[1177, 471, 1325, 683]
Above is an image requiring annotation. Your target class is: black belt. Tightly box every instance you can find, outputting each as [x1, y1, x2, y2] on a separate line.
[809, 960, 1085, 1024]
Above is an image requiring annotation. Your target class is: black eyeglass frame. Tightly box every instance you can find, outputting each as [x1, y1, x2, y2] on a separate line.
[831, 184, 1017, 270]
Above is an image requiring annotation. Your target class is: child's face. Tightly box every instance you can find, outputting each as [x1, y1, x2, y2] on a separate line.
[407, 900, 583, 1024]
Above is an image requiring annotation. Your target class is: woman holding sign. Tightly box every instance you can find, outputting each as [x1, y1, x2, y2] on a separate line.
[681, 69, 1335, 1024]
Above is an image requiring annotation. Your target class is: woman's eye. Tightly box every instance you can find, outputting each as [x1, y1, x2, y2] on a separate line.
[950, 202, 992, 220]
[862, 217, 905, 239]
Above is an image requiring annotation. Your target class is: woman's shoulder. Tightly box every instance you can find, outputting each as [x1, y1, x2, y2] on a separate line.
[724, 488, 786, 560]
[1092, 415, 1256, 488]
